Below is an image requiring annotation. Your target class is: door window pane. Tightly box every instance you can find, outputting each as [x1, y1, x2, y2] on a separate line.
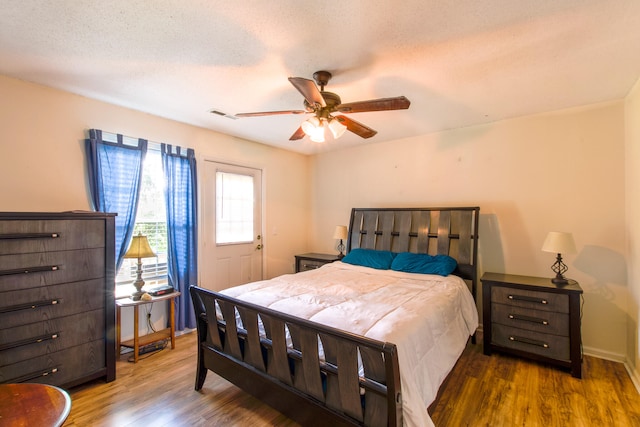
[216, 171, 254, 244]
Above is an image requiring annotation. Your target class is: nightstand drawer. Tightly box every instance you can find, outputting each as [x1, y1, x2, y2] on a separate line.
[295, 253, 340, 273]
[298, 259, 326, 272]
[491, 286, 568, 314]
[492, 323, 570, 361]
[492, 303, 569, 336]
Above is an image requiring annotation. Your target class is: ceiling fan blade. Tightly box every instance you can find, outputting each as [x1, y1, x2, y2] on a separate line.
[288, 77, 326, 108]
[289, 126, 306, 141]
[235, 110, 307, 117]
[336, 96, 410, 113]
[334, 115, 377, 139]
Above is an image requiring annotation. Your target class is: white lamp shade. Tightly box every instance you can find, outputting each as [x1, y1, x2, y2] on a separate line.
[328, 118, 347, 138]
[301, 117, 326, 142]
[301, 116, 320, 135]
[333, 225, 348, 240]
[542, 232, 577, 254]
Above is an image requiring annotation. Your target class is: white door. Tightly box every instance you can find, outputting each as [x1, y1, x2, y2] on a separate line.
[202, 161, 263, 291]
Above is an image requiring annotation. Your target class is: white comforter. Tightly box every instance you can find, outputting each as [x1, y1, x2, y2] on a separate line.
[220, 261, 479, 427]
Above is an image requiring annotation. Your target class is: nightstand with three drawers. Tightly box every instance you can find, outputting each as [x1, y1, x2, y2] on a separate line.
[481, 272, 583, 378]
[295, 253, 341, 273]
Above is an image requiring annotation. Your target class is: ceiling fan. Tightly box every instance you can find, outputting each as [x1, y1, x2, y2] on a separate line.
[235, 70, 411, 142]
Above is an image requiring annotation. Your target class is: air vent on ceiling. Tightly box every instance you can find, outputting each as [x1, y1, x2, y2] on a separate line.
[209, 109, 238, 120]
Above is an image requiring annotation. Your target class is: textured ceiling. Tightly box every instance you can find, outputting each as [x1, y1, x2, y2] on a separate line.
[1, 0, 640, 154]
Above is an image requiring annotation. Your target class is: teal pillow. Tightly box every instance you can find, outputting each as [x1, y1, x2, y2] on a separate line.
[390, 252, 457, 276]
[342, 248, 396, 270]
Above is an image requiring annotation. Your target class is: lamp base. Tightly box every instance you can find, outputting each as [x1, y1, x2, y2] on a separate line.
[551, 275, 569, 285]
[337, 239, 345, 259]
[131, 275, 145, 301]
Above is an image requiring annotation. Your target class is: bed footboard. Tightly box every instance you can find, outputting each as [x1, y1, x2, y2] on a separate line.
[190, 285, 402, 427]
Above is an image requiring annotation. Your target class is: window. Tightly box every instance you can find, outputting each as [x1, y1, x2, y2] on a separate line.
[215, 171, 254, 244]
[115, 150, 168, 296]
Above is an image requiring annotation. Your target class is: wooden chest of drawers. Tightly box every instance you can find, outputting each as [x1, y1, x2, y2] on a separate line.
[0, 212, 116, 388]
[481, 272, 583, 378]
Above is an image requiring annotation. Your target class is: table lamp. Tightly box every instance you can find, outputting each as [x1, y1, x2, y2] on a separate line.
[333, 225, 348, 258]
[541, 231, 577, 285]
[124, 233, 157, 300]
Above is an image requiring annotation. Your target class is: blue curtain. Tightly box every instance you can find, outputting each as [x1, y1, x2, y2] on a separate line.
[86, 129, 147, 270]
[162, 144, 198, 330]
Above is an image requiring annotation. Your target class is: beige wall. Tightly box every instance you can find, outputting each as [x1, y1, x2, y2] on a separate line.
[625, 76, 640, 384]
[0, 74, 310, 279]
[0, 74, 310, 340]
[310, 101, 628, 360]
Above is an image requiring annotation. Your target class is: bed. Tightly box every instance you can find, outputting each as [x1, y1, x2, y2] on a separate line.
[190, 207, 480, 426]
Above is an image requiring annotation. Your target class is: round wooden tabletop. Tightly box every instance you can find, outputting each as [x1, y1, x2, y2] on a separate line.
[0, 383, 71, 427]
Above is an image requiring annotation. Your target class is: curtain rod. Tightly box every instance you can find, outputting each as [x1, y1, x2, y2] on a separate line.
[97, 129, 191, 153]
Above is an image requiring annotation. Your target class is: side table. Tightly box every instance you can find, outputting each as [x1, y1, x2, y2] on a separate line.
[481, 272, 583, 378]
[116, 291, 181, 363]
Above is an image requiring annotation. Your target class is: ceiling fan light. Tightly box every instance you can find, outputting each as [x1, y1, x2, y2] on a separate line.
[310, 122, 326, 142]
[301, 117, 321, 136]
[328, 118, 347, 139]
[310, 132, 325, 143]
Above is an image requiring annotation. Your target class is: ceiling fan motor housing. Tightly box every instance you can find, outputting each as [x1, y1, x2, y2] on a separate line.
[304, 91, 342, 115]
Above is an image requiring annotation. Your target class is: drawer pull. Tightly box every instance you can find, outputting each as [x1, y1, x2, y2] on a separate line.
[12, 368, 59, 383]
[0, 332, 60, 351]
[0, 232, 60, 240]
[509, 335, 549, 348]
[508, 294, 548, 304]
[302, 264, 320, 269]
[0, 265, 59, 276]
[0, 299, 61, 314]
[508, 314, 549, 325]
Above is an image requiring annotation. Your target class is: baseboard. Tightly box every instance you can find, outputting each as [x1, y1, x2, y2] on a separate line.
[582, 345, 626, 363]
[624, 362, 640, 394]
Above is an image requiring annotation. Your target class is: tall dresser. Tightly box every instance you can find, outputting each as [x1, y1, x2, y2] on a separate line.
[0, 212, 116, 388]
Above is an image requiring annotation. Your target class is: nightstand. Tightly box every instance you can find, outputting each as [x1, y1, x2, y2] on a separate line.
[481, 272, 583, 378]
[116, 291, 180, 363]
[295, 253, 341, 273]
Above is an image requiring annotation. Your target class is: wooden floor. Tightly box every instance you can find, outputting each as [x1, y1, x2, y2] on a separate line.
[63, 332, 640, 426]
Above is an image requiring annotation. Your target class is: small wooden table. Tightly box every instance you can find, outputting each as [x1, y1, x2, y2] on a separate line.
[116, 291, 181, 363]
[0, 383, 71, 427]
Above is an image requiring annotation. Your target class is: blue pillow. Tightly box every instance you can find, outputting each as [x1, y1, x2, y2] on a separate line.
[341, 248, 396, 270]
[390, 252, 457, 276]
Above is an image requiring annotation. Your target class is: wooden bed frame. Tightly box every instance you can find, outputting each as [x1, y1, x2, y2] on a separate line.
[190, 207, 479, 426]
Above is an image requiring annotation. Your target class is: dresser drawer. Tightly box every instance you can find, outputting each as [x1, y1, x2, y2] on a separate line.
[0, 309, 104, 365]
[0, 247, 105, 292]
[492, 302, 569, 336]
[0, 219, 105, 255]
[0, 339, 107, 386]
[491, 286, 568, 314]
[492, 323, 570, 361]
[0, 278, 105, 329]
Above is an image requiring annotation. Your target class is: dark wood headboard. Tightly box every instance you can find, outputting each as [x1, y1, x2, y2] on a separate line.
[346, 207, 480, 297]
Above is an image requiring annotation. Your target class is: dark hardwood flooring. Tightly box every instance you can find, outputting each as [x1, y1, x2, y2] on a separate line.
[63, 332, 640, 426]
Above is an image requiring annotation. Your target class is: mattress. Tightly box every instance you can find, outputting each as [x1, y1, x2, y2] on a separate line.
[220, 261, 479, 427]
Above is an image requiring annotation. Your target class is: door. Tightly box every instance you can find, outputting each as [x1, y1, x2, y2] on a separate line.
[202, 161, 263, 291]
